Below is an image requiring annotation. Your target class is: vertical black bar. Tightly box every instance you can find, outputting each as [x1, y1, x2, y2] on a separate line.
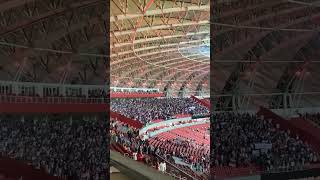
[210, 0, 218, 179]
[104, 0, 110, 179]
[210, 0, 214, 179]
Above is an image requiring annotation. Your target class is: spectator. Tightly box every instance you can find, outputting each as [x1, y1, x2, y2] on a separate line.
[212, 112, 319, 172]
[110, 119, 210, 176]
[111, 98, 209, 124]
[0, 114, 108, 179]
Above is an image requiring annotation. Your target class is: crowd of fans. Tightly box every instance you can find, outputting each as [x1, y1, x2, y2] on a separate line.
[110, 119, 160, 166]
[111, 98, 209, 124]
[110, 119, 209, 177]
[212, 112, 320, 172]
[0, 114, 108, 179]
[159, 137, 210, 173]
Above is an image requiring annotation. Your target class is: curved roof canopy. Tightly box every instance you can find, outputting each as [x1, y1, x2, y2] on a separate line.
[1, 0, 320, 105]
[110, 0, 210, 96]
[0, 0, 107, 84]
[212, 0, 320, 109]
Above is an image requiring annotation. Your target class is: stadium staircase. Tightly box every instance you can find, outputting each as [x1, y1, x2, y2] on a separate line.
[257, 107, 320, 153]
[190, 96, 210, 109]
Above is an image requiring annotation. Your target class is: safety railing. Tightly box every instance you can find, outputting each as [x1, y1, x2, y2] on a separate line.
[264, 163, 320, 174]
[127, 152, 192, 180]
[155, 153, 198, 180]
[163, 171, 188, 180]
[0, 95, 107, 104]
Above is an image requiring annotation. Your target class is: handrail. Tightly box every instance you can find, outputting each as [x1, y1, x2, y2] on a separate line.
[164, 171, 188, 180]
[110, 86, 159, 92]
[111, 145, 189, 180]
[155, 153, 198, 180]
[0, 95, 107, 104]
[211, 92, 320, 97]
[0, 80, 107, 88]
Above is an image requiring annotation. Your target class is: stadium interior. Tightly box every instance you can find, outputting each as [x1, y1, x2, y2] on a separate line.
[211, 1, 320, 179]
[0, 0, 320, 180]
[0, 0, 109, 179]
[110, 0, 210, 179]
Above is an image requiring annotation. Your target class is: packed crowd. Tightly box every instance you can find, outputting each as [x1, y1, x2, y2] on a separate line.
[0, 115, 108, 179]
[110, 119, 159, 165]
[110, 119, 209, 176]
[111, 98, 209, 124]
[212, 113, 319, 172]
[159, 137, 210, 173]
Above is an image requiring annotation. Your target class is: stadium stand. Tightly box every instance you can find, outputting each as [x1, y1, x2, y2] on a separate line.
[0, 114, 108, 179]
[110, 117, 210, 180]
[213, 112, 319, 170]
[0, 0, 109, 178]
[0, 78, 108, 178]
[209, 0, 320, 178]
[111, 98, 209, 124]
[110, 0, 210, 177]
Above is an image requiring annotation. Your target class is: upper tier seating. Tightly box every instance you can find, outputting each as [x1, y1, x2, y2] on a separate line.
[111, 98, 209, 124]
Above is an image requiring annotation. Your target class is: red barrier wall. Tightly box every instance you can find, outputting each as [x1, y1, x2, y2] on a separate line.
[289, 117, 320, 152]
[110, 111, 143, 129]
[213, 166, 261, 179]
[257, 107, 320, 153]
[0, 103, 108, 113]
[0, 95, 108, 113]
[191, 96, 210, 109]
[0, 157, 60, 180]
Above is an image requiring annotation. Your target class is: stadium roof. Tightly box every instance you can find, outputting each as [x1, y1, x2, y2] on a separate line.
[0, 0, 106, 84]
[211, 0, 320, 109]
[1, 0, 320, 105]
[110, 0, 210, 95]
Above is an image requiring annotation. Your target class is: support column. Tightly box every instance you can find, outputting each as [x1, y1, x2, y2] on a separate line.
[232, 95, 236, 111]
[283, 93, 288, 117]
